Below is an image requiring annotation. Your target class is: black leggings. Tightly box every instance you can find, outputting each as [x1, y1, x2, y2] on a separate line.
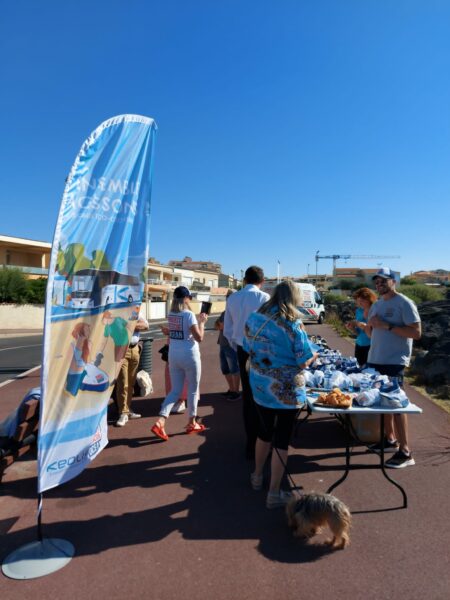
[254, 404, 299, 451]
[355, 344, 370, 367]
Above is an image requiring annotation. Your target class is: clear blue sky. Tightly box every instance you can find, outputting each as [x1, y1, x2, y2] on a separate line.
[1, 1, 449, 279]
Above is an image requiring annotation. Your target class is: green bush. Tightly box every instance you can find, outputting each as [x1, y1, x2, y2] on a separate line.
[400, 276, 417, 285]
[0, 267, 28, 303]
[398, 284, 444, 305]
[323, 292, 347, 305]
[325, 310, 349, 337]
[26, 278, 47, 304]
[336, 279, 355, 290]
[0, 268, 47, 304]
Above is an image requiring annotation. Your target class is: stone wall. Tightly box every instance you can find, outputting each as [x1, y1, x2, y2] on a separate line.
[0, 304, 44, 330]
[409, 300, 450, 398]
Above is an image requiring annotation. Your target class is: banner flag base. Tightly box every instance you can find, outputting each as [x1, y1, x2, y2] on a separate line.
[2, 538, 74, 580]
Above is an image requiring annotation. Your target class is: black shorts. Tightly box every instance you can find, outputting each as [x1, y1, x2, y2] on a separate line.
[254, 404, 299, 450]
[366, 363, 405, 386]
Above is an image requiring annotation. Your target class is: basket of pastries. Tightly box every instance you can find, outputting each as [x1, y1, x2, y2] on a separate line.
[316, 388, 353, 409]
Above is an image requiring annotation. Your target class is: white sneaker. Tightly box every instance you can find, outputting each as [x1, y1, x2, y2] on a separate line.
[171, 400, 186, 414]
[250, 472, 263, 491]
[116, 414, 129, 427]
[128, 412, 142, 419]
[266, 489, 294, 509]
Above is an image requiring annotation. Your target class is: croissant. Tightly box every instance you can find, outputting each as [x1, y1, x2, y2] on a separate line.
[318, 388, 353, 408]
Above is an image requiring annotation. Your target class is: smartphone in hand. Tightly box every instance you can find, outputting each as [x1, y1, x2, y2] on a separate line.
[200, 301, 212, 315]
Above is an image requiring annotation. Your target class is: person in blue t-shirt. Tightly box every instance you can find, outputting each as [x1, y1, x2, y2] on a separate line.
[346, 287, 377, 367]
[243, 280, 317, 509]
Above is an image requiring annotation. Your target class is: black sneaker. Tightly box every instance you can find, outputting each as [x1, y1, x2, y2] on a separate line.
[222, 390, 233, 397]
[226, 392, 241, 402]
[385, 450, 415, 469]
[368, 437, 399, 454]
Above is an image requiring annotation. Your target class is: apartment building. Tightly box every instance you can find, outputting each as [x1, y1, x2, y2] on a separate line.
[168, 256, 222, 273]
[0, 236, 234, 300]
[0, 235, 51, 279]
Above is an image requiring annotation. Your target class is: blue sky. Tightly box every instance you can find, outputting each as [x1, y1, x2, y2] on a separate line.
[1, 1, 449, 279]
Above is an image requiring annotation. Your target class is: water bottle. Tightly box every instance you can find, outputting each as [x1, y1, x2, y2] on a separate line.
[323, 367, 332, 390]
[360, 373, 372, 392]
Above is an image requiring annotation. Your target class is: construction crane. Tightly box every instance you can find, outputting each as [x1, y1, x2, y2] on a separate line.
[315, 252, 401, 274]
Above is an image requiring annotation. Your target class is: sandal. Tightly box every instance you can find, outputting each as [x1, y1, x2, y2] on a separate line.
[185, 423, 206, 435]
[151, 423, 169, 441]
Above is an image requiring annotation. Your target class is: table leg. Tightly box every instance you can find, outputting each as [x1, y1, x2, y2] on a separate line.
[327, 416, 351, 494]
[379, 414, 407, 508]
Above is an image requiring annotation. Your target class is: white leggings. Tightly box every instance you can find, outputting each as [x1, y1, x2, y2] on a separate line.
[159, 348, 201, 418]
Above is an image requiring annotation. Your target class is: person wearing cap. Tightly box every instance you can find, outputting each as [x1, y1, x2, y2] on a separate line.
[366, 268, 421, 468]
[224, 265, 270, 459]
[151, 286, 208, 440]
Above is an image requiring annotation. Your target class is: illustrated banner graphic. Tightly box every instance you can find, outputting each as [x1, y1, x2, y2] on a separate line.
[38, 114, 157, 492]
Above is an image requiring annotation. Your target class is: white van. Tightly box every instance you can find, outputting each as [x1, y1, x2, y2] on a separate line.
[262, 281, 325, 324]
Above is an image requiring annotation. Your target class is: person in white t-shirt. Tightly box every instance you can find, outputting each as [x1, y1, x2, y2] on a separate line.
[151, 286, 208, 441]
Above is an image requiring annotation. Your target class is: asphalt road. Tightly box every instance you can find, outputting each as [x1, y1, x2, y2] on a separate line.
[0, 334, 43, 384]
[0, 315, 220, 385]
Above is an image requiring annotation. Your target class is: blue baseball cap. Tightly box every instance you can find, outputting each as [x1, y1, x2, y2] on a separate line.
[372, 268, 396, 280]
[174, 286, 192, 299]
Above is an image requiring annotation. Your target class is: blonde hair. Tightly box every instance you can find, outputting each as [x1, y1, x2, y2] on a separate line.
[259, 280, 301, 322]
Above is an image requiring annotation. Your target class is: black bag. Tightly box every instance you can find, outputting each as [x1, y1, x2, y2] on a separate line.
[159, 344, 169, 362]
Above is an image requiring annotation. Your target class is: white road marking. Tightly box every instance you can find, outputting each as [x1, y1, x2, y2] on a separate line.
[0, 365, 41, 388]
[0, 344, 42, 352]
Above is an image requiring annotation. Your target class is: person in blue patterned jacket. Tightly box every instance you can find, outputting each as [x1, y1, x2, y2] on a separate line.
[243, 280, 317, 509]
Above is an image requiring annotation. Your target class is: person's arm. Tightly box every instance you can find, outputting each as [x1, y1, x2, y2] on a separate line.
[223, 304, 236, 350]
[301, 352, 318, 369]
[294, 324, 316, 369]
[191, 312, 207, 343]
[355, 320, 371, 335]
[98, 333, 109, 355]
[368, 316, 421, 340]
[215, 312, 224, 331]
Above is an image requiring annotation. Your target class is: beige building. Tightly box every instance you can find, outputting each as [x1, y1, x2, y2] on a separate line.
[0, 236, 235, 299]
[410, 270, 449, 284]
[0, 234, 51, 279]
[168, 256, 222, 273]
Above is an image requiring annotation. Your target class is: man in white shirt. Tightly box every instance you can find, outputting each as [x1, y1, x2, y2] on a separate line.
[224, 265, 270, 459]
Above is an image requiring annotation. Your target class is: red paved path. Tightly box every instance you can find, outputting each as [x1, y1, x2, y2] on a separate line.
[1, 325, 449, 599]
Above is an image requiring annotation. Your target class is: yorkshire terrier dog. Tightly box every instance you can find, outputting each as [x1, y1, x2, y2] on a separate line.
[286, 492, 351, 549]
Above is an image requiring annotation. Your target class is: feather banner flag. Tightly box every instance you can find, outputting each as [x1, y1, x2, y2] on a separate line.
[38, 115, 157, 492]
